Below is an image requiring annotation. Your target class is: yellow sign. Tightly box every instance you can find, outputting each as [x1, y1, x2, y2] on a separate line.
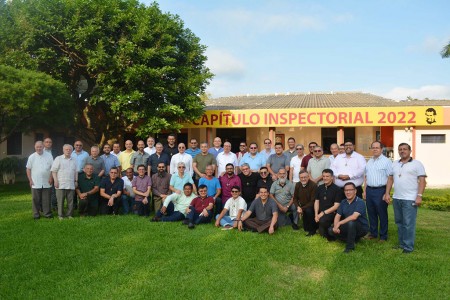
[184, 107, 443, 128]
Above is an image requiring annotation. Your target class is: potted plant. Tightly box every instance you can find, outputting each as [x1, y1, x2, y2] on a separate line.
[0, 157, 20, 184]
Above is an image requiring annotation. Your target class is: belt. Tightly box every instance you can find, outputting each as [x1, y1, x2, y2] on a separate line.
[367, 185, 386, 189]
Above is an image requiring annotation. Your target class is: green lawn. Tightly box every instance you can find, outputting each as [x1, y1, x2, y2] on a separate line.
[1, 183, 449, 299]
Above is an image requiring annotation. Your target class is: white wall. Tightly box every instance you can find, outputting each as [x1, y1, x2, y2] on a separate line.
[393, 126, 450, 187]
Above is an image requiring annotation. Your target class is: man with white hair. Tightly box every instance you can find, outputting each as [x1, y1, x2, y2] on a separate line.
[216, 142, 238, 177]
[52, 144, 78, 219]
[26, 141, 54, 219]
[270, 168, 298, 230]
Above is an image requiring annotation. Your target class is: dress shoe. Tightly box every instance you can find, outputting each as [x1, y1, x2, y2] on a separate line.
[151, 217, 160, 222]
[292, 223, 299, 230]
[182, 219, 189, 225]
[188, 223, 195, 229]
[306, 232, 316, 237]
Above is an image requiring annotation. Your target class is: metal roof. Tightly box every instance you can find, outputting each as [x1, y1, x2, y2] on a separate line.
[204, 92, 450, 110]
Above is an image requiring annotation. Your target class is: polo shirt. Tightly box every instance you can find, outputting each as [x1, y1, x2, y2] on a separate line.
[189, 196, 214, 213]
[267, 153, 290, 174]
[170, 173, 194, 191]
[248, 197, 278, 221]
[132, 175, 152, 201]
[256, 177, 273, 191]
[148, 152, 170, 175]
[224, 196, 247, 219]
[83, 156, 105, 176]
[193, 153, 216, 179]
[391, 158, 426, 200]
[239, 153, 266, 171]
[198, 176, 221, 197]
[337, 197, 369, 230]
[208, 147, 223, 158]
[307, 155, 331, 185]
[26, 151, 53, 189]
[270, 179, 295, 206]
[122, 175, 135, 197]
[219, 174, 242, 204]
[100, 177, 124, 196]
[118, 150, 135, 171]
[290, 155, 305, 183]
[77, 173, 100, 203]
[101, 154, 120, 174]
[185, 148, 201, 158]
[315, 183, 344, 212]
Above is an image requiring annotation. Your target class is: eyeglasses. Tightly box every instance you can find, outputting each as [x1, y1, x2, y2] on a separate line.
[344, 144, 353, 147]
[178, 166, 185, 169]
[344, 189, 355, 192]
[264, 142, 271, 144]
[178, 147, 185, 149]
[260, 171, 267, 174]
[231, 190, 239, 193]
[296, 148, 303, 150]
[250, 147, 257, 149]
[314, 150, 322, 152]
[240, 145, 246, 147]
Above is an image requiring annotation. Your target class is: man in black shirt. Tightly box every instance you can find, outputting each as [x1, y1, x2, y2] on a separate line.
[314, 169, 344, 240]
[256, 166, 273, 198]
[238, 163, 259, 207]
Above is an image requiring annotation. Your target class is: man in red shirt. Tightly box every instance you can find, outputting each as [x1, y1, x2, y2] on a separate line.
[185, 185, 214, 229]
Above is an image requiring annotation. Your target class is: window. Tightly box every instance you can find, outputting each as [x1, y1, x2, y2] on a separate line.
[421, 134, 445, 144]
[7, 132, 22, 155]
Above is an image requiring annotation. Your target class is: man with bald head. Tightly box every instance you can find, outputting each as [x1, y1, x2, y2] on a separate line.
[208, 137, 223, 158]
[26, 141, 54, 219]
[216, 142, 238, 177]
[118, 140, 135, 176]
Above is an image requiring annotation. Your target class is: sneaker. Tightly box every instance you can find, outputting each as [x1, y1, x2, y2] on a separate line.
[221, 225, 233, 231]
[364, 235, 377, 240]
[292, 223, 299, 230]
[188, 223, 195, 229]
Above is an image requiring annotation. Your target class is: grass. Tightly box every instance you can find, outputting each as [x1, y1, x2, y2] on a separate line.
[1, 183, 449, 299]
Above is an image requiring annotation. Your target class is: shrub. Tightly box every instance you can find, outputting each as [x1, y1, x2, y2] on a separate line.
[422, 195, 450, 211]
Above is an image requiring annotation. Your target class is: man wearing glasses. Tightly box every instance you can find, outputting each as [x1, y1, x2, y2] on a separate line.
[170, 143, 193, 178]
[169, 162, 196, 195]
[256, 167, 273, 196]
[270, 168, 298, 230]
[236, 141, 248, 165]
[215, 186, 247, 230]
[260, 138, 275, 164]
[331, 139, 366, 198]
[328, 182, 369, 253]
[239, 143, 265, 172]
[99, 167, 124, 215]
[289, 144, 306, 183]
[185, 138, 201, 158]
[267, 142, 290, 181]
[307, 146, 331, 186]
[218, 163, 242, 213]
[301, 141, 318, 171]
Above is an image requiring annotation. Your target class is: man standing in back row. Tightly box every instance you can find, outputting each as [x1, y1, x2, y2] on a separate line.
[385, 143, 426, 254]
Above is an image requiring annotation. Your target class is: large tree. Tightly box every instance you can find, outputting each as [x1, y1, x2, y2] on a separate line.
[0, 0, 213, 144]
[0, 64, 73, 143]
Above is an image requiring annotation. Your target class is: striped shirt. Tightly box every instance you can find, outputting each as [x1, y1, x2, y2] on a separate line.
[365, 155, 392, 187]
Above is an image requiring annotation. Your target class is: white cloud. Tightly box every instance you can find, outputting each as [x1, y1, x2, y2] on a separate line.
[206, 48, 245, 78]
[383, 85, 450, 100]
[406, 35, 450, 54]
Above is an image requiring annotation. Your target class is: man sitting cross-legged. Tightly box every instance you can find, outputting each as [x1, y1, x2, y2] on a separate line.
[151, 183, 196, 222]
[239, 186, 278, 234]
[215, 186, 247, 230]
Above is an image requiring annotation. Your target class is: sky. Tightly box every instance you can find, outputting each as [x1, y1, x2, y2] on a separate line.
[144, 0, 450, 100]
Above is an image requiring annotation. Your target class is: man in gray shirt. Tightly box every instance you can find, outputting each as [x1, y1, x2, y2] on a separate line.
[270, 168, 298, 229]
[239, 186, 278, 234]
[267, 142, 290, 181]
[83, 145, 105, 177]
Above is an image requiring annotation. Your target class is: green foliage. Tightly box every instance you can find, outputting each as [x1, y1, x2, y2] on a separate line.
[441, 41, 450, 58]
[1, 184, 450, 299]
[422, 195, 450, 211]
[0, 0, 213, 143]
[0, 156, 20, 173]
[0, 64, 73, 143]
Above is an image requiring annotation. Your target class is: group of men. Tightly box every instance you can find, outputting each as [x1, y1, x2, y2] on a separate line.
[26, 135, 426, 253]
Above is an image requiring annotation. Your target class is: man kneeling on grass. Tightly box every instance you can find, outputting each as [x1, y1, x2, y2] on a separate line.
[184, 185, 214, 229]
[215, 185, 247, 230]
[328, 182, 369, 253]
[151, 183, 196, 222]
[238, 186, 278, 234]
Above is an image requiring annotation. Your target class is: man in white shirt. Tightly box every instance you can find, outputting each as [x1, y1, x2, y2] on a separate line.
[215, 186, 247, 229]
[170, 143, 193, 177]
[331, 139, 366, 198]
[26, 141, 54, 219]
[144, 136, 156, 156]
[216, 142, 238, 177]
[121, 167, 135, 214]
[289, 144, 305, 183]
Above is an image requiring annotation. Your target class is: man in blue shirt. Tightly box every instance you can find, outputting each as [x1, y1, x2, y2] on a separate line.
[329, 182, 368, 253]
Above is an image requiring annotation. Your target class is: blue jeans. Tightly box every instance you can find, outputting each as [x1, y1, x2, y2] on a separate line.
[121, 195, 134, 214]
[393, 198, 418, 252]
[187, 206, 213, 224]
[366, 187, 389, 240]
[155, 202, 185, 222]
[216, 214, 235, 227]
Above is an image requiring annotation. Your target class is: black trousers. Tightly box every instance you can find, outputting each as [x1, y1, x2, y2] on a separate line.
[301, 206, 318, 233]
[318, 213, 335, 239]
[328, 220, 368, 250]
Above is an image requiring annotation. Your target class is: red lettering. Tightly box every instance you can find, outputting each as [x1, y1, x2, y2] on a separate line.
[210, 114, 218, 125]
[307, 113, 316, 124]
[339, 112, 348, 124]
[354, 112, 363, 124]
[407, 111, 416, 123]
[298, 113, 306, 124]
[317, 112, 326, 124]
[268, 113, 278, 124]
[326, 112, 337, 124]
[201, 115, 209, 126]
[365, 112, 373, 124]
[243, 114, 250, 125]
[250, 113, 260, 125]
[289, 113, 297, 124]
[279, 113, 288, 125]
[231, 114, 241, 126]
